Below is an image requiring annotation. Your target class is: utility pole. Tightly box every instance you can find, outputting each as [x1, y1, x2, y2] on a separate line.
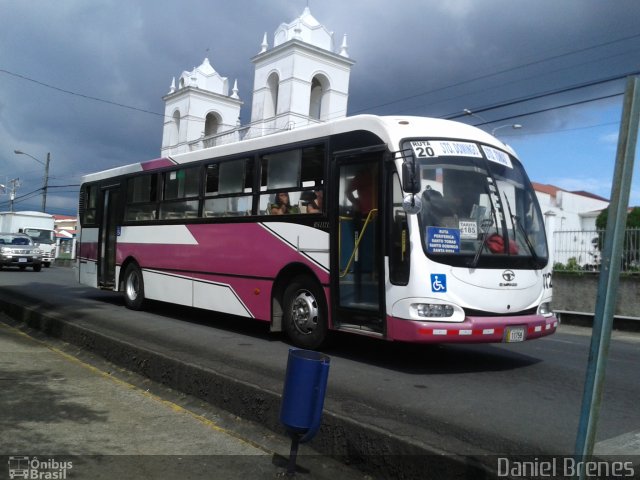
[13, 150, 51, 213]
[42, 152, 50, 212]
[574, 75, 639, 477]
[9, 178, 20, 212]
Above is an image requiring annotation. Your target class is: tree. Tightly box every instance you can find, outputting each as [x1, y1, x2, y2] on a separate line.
[595, 206, 640, 271]
[596, 206, 640, 229]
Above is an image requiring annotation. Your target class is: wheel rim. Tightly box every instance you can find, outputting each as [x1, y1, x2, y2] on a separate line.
[126, 270, 140, 301]
[290, 289, 319, 335]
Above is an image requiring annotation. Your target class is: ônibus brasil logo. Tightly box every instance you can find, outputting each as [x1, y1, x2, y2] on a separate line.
[8, 456, 73, 479]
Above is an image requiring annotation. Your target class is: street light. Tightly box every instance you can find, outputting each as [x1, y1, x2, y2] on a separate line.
[463, 108, 488, 123]
[14, 150, 50, 213]
[464, 110, 523, 136]
[491, 124, 522, 136]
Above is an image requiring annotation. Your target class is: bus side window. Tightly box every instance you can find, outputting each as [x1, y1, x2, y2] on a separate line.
[81, 184, 99, 225]
[160, 167, 199, 220]
[262, 150, 301, 190]
[259, 145, 325, 215]
[125, 174, 158, 222]
[204, 158, 253, 217]
[389, 172, 410, 285]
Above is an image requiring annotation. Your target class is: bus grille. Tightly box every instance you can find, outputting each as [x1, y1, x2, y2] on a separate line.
[464, 307, 538, 317]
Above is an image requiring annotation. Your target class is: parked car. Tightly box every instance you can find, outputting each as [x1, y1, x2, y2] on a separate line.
[0, 232, 42, 271]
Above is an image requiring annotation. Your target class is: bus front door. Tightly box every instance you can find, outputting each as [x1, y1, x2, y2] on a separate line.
[98, 187, 120, 289]
[332, 153, 384, 334]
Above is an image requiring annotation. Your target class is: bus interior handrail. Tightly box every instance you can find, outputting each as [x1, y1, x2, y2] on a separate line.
[339, 208, 378, 278]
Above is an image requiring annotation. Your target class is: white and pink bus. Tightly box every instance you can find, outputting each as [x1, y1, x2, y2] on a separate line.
[76, 115, 557, 348]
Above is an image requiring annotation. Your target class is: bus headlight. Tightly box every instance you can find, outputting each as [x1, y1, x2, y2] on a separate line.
[415, 303, 455, 318]
[538, 301, 553, 317]
[394, 299, 465, 322]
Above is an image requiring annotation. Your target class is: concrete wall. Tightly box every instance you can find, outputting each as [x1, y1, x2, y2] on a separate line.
[553, 272, 640, 319]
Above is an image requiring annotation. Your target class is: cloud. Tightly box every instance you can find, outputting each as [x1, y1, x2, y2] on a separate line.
[547, 177, 613, 198]
[1, 0, 639, 214]
[600, 132, 619, 146]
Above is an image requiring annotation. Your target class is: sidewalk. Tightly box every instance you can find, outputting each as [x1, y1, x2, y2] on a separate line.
[0, 318, 369, 480]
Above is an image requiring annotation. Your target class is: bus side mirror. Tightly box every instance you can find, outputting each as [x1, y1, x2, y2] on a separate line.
[402, 161, 420, 194]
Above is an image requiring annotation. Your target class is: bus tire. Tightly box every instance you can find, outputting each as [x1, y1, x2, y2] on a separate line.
[123, 263, 146, 310]
[283, 275, 328, 350]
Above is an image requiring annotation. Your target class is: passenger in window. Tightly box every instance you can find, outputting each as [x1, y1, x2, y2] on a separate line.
[306, 190, 323, 213]
[271, 192, 300, 215]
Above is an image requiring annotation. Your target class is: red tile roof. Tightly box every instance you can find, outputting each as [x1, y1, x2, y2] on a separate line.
[531, 182, 608, 202]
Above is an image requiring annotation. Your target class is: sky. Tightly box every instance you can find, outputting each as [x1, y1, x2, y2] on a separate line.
[1, 0, 639, 215]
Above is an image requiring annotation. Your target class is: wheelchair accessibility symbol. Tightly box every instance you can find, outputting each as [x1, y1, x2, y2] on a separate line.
[431, 274, 447, 293]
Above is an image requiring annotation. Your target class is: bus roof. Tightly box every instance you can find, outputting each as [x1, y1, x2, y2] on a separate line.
[81, 114, 512, 184]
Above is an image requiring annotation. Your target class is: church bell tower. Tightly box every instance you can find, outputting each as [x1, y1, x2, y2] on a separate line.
[247, 7, 354, 138]
[161, 58, 242, 156]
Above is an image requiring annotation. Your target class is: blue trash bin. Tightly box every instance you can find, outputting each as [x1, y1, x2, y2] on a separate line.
[280, 348, 330, 443]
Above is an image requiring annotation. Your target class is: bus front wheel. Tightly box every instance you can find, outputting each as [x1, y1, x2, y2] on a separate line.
[283, 275, 328, 350]
[123, 263, 146, 310]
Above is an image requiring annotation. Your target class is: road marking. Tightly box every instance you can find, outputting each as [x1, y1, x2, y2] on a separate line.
[0, 320, 272, 455]
[547, 338, 580, 345]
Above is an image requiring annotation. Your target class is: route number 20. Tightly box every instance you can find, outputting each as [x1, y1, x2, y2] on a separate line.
[414, 145, 435, 158]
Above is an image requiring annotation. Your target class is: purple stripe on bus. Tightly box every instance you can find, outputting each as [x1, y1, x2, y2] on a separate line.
[141, 158, 176, 170]
[115, 223, 329, 319]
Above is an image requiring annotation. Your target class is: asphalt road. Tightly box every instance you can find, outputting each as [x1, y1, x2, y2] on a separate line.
[1, 266, 639, 478]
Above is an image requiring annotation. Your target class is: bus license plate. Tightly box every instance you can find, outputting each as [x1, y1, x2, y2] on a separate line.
[505, 326, 525, 343]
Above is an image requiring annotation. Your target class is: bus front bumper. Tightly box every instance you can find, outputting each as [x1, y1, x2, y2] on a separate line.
[387, 314, 558, 343]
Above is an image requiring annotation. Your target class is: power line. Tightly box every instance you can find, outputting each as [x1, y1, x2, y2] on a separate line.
[498, 120, 620, 138]
[2, 32, 638, 142]
[350, 33, 640, 115]
[455, 92, 623, 127]
[4, 31, 640, 130]
[0, 68, 166, 119]
[396, 46, 640, 118]
[443, 72, 637, 122]
[0, 67, 238, 129]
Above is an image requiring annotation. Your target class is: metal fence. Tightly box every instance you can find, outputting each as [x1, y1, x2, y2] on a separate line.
[553, 228, 640, 273]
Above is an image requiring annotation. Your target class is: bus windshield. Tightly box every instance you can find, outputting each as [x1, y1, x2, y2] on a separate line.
[404, 140, 548, 269]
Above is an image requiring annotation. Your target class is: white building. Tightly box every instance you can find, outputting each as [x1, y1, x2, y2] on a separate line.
[247, 7, 353, 138]
[533, 183, 609, 266]
[160, 7, 353, 155]
[161, 58, 243, 156]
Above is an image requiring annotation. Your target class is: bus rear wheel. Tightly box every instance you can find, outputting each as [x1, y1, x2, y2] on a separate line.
[123, 263, 146, 310]
[283, 275, 328, 350]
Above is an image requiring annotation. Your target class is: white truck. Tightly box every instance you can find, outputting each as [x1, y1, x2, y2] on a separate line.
[0, 211, 56, 267]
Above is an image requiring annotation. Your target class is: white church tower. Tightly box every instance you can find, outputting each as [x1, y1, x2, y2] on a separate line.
[161, 58, 242, 156]
[247, 7, 354, 138]
[161, 8, 353, 153]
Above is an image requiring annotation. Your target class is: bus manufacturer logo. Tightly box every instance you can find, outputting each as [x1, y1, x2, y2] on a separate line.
[502, 270, 515, 282]
[500, 270, 518, 287]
